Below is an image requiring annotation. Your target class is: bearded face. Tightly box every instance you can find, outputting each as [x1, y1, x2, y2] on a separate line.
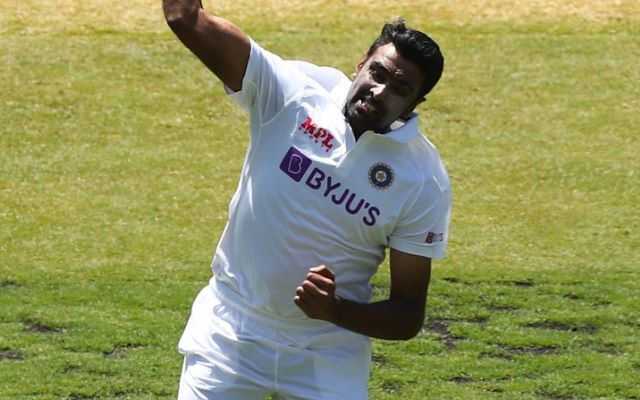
[344, 43, 425, 137]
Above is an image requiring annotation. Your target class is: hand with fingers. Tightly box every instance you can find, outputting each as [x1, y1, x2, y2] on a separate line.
[294, 265, 340, 321]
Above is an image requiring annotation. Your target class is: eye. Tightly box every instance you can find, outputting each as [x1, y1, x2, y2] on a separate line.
[369, 66, 385, 82]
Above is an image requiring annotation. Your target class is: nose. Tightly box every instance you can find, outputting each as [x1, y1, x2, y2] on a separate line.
[370, 83, 386, 100]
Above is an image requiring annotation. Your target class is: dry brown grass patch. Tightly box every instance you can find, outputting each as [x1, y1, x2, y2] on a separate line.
[1, 0, 638, 34]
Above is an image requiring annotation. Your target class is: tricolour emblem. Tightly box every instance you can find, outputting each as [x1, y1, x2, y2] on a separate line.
[368, 163, 394, 190]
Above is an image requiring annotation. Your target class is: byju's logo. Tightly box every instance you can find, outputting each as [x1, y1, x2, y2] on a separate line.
[279, 146, 381, 226]
[279, 147, 312, 182]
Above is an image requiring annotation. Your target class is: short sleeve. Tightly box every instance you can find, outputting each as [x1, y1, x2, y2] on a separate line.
[284, 60, 346, 93]
[389, 177, 452, 260]
[225, 40, 309, 125]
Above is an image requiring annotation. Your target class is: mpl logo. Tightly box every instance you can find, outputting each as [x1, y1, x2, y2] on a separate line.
[298, 116, 335, 152]
[279, 146, 381, 227]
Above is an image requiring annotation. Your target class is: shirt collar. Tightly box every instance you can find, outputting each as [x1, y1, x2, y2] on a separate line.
[380, 113, 420, 143]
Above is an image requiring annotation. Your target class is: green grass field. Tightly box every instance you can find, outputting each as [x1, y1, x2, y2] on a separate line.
[1, 0, 639, 398]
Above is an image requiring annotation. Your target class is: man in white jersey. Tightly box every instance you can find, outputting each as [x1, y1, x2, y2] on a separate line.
[163, 1, 451, 399]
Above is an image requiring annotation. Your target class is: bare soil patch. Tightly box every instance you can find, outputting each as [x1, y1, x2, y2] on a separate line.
[498, 343, 558, 355]
[103, 343, 144, 358]
[0, 348, 24, 361]
[22, 319, 63, 334]
[524, 321, 598, 333]
[1, 279, 21, 288]
[422, 317, 464, 349]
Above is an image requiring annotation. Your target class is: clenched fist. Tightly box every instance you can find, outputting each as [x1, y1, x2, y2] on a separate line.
[294, 265, 339, 321]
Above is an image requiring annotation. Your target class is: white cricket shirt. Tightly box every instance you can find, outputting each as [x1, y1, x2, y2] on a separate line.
[210, 40, 451, 319]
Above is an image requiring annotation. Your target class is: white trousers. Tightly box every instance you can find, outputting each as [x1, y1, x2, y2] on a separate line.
[177, 283, 371, 400]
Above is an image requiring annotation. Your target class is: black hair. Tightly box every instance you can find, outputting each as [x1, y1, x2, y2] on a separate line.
[366, 18, 444, 98]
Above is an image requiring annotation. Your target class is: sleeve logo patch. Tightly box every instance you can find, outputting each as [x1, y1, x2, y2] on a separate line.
[368, 163, 394, 190]
[425, 232, 444, 244]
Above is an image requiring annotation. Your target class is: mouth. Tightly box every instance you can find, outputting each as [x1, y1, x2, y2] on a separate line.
[353, 97, 378, 115]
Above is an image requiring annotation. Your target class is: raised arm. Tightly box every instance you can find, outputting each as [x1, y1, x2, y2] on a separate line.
[294, 248, 432, 340]
[162, 0, 251, 91]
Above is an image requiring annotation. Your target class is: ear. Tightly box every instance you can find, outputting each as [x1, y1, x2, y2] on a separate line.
[351, 53, 368, 79]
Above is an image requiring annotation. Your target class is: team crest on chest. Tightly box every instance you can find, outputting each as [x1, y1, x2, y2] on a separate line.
[368, 163, 394, 190]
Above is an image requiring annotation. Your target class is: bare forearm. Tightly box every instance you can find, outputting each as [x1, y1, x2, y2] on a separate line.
[326, 296, 425, 340]
[162, 0, 202, 26]
[161, 0, 249, 90]
[294, 265, 428, 340]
